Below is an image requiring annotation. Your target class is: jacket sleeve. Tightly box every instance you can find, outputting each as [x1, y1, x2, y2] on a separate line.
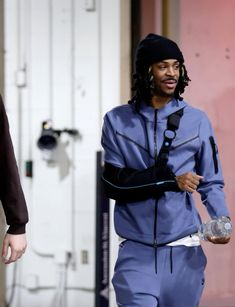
[101, 114, 179, 202]
[196, 112, 230, 218]
[101, 113, 126, 168]
[0, 95, 29, 234]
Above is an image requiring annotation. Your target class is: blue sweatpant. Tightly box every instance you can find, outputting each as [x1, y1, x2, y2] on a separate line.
[112, 240, 207, 307]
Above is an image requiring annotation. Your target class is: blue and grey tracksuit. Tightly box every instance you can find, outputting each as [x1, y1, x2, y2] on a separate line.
[101, 99, 229, 307]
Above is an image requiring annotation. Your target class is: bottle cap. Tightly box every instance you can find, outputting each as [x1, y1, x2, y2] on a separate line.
[224, 222, 232, 231]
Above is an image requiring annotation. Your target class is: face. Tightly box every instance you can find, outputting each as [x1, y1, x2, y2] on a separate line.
[150, 59, 180, 98]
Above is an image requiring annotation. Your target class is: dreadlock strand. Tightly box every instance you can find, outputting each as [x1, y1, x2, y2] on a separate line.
[174, 64, 191, 100]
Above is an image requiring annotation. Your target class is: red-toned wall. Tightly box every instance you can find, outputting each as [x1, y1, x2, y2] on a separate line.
[179, 1, 235, 304]
[141, 0, 235, 305]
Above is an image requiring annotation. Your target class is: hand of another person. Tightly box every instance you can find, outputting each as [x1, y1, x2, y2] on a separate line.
[1, 233, 27, 264]
[207, 235, 231, 244]
[175, 172, 203, 193]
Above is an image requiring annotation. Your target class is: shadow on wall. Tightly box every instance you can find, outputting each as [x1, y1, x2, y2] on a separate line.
[37, 128, 82, 180]
[47, 139, 73, 180]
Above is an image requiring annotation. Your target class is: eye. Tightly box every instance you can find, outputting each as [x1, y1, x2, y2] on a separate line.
[158, 65, 166, 70]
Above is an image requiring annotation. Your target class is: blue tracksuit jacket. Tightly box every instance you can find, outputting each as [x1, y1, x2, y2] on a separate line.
[101, 98, 229, 245]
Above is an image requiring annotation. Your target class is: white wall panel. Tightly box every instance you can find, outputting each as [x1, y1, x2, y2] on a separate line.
[4, 0, 128, 306]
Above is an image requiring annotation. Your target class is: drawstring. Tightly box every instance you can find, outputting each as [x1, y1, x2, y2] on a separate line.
[170, 246, 173, 274]
[155, 246, 173, 274]
[155, 245, 173, 274]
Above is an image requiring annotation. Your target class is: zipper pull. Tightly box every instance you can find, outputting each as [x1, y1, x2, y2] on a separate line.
[153, 239, 157, 248]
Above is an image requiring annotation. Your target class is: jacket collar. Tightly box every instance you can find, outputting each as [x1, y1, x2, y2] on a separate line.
[138, 98, 187, 121]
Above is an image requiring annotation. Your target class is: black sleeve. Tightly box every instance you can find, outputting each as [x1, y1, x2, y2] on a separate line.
[102, 162, 180, 202]
[0, 95, 29, 234]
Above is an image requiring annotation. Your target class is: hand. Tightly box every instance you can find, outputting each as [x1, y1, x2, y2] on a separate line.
[207, 235, 231, 244]
[1, 233, 27, 264]
[175, 172, 203, 193]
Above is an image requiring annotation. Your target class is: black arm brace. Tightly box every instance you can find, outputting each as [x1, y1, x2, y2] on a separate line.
[102, 162, 180, 202]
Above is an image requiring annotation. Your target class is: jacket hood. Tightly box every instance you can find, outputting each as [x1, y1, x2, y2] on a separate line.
[138, 98, 187, 121]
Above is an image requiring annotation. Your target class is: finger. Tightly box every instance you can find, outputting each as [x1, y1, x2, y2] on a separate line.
[188, 183, 198, 190]
[4, 249, 18, 264]
[207, 236, 230, 244]
[183, 180, 197, 190]
[186, 186, 196, 193]
[194, 175, 204, 180]
[184, 178, 197, 188]
[1, 241, 8, 259]
[177, 179, 197, 192]
[214, 237, 230, 244]
[191, 178, 200, 185]
[1, 241, 10, 263]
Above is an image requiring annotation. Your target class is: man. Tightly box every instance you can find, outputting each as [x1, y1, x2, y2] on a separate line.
[101, 33, 231, 307]
[0, 95, 28, 264]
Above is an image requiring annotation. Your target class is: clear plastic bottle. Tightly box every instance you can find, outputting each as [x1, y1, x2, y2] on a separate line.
[198, 216, 232, 241]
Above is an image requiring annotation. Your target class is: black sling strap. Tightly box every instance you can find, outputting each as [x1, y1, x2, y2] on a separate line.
[156, 108, 184, 168]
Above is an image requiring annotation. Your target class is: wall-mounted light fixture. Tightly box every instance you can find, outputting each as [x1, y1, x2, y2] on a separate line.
[37, 120, 79, 162]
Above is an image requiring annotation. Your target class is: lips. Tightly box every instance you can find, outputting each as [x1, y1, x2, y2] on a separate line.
[162, 79, 177, 90]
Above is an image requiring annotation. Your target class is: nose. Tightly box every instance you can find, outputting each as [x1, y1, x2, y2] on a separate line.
[166, 66, 175, 76]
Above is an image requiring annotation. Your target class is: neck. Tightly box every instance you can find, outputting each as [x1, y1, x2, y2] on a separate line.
[151, 95, 173, 109]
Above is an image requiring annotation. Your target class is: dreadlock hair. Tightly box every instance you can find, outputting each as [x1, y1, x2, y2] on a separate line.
[129, 62, 191, 111]
[175, 63, 191, 100]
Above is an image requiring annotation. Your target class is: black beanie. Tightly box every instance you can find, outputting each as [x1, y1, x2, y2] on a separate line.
[135, 33, 184, 74]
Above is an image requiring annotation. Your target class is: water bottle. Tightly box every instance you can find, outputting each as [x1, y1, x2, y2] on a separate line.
[198, 216, 232, 241]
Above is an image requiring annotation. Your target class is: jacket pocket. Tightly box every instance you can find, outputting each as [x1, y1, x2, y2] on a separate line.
[171, 135, 199, 150]
[209, 136, 218, 174]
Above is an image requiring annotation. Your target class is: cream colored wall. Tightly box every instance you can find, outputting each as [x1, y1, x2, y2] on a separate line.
[0, 0, 5, 305]
[3, 0, 131, 306]
[0, 0, 4, 94]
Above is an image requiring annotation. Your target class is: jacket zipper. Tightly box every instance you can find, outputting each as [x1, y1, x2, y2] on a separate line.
[153, 109, 158, 248]
[154, 110, 158, 164]
[153, 203, 158, 247]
